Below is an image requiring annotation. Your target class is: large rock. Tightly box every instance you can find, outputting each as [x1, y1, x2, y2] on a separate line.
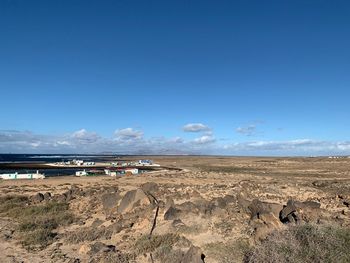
[280, 200, 297, 222]
[102, 192, 120, 216]
[79, 242, 116, 255]
[181, 245, 205, 263]
[90, 242, 116, 254]
[164, 206, 182, 220]
[141, 182, 159, 195]
[43, 192, 52, 201]
[251, 212, 282, 240]
[117, 189, 151, 214]
[31, 193, 45, 203]
[248, 199, 283, 219]
[279, 199, 321, 223]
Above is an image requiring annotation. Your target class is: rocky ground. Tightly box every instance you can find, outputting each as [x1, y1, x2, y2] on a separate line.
[0, 156, 349, 263]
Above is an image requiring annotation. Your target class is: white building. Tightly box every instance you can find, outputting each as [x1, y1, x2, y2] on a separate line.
[83, 162, 95, 166]
[75, 170, 88, 176]
[0, 171, 45, 180]
[138, 160, 153, 166]
[125, 168, 138, 175]
[73, 159, 84, 166]
[104, 169, 118, 176]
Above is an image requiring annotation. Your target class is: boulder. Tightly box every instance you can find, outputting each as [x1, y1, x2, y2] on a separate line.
[43, 192, 52, 201]
[90, 242, 116, 254]
[101, 192, 120, 214]
[251, 212, 282, 241]
[165, 197, 175, 210]
[141, 182, 159, 195]
[279, 199, 321, 224]
[248, 199, 282, 219]
[117, 189, 151, 214]
[181, 245, 205, 263]
[172, 219, 186, 228]
[31, 193, 44, 203]
[280, 200, 297, 222]
[164, 206, 182, 220]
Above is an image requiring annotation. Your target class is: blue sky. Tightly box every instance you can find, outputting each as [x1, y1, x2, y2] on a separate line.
[1, 0, 350, 155]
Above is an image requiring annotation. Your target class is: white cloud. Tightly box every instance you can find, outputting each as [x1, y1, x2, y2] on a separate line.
[193, 135, 216, 145]
[114, 128, 143, 140]
[71, 129, 100, 144]
[183, 123, 211, 132]
[236, 125, 257, 136]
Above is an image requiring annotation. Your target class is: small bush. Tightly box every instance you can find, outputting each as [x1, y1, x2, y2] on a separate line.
[245, 224, 350, 263]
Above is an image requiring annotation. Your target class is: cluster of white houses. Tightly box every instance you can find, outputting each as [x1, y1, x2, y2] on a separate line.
[55, 159, 95, 166]
[75, 168, 139, 177]
[0, 171, 45, 180]
[110, 160, 159, 167]
[0, 160, 157, 180]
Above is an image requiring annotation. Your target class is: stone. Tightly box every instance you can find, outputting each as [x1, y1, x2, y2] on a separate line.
[31, 193, 44, 203]
[251, 212, 283, 241]
[248, 199, 283, 219]
[172, 219, 186, 228]
[164, 206, 182, 220]
[90, 242, 116, 254]
[43, 192, 52, 200]
[181, 245, 205, 263]
[117, 189, 151, 214]
[102, 192, 120, 211]
[141, 182, 159, 195]
[280, 200, 297, 221]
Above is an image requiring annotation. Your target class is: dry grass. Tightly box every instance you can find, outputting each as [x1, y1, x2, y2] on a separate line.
[0, 195, 74, 249]
[195, 165, 265, 174]
[245, 223, 350, 263]
[204, 239, 251, 263]
[134, 233, 180, 255]
[64, 226, 114, 243]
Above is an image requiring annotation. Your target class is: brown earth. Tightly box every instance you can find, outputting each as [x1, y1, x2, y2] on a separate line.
[0, 156, 349, 262]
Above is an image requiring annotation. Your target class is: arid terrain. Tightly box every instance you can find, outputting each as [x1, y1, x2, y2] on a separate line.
[0, 156, 349, 263]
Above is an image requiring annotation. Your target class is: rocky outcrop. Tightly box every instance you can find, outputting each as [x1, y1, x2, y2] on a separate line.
[117, 189, 152, 214]
[279, 199, 321, 224]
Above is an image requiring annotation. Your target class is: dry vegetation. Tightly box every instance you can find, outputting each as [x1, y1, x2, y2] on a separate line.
[246, 224, 350, 263]
[0, 195, 74, 250]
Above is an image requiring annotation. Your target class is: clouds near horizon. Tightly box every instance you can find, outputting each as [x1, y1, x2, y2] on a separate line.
[1, 129, 350, 156]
